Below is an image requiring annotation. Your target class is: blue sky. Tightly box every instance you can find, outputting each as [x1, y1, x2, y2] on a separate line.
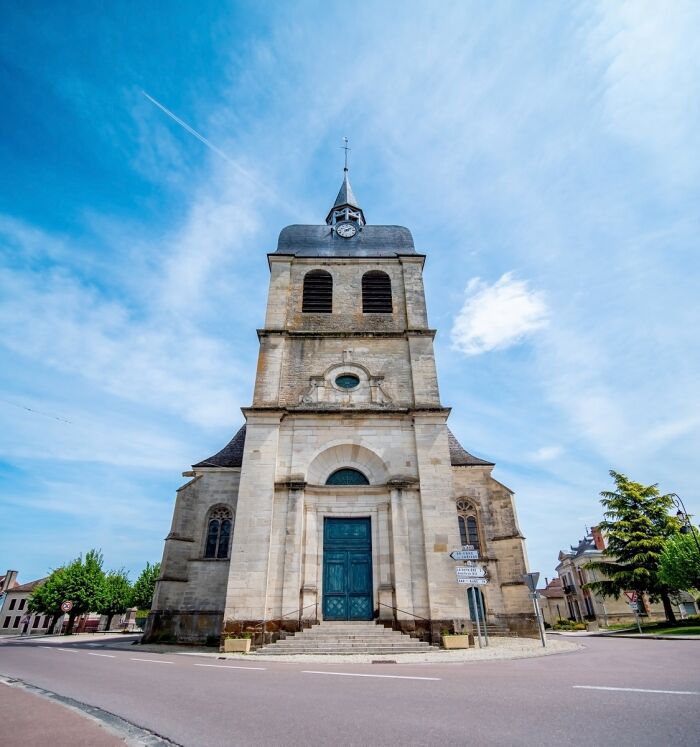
[2, 1, 699, 585]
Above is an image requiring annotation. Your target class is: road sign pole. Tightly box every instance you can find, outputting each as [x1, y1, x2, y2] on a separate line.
[477, 589, 489, 647]
[532, 596, 546, 647]
[633, 605, 643, 634]
[470, 586, 483, 648]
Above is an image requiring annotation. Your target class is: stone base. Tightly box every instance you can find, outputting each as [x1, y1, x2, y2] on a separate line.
[143, 610, 223, 645]
[144, 611, 539, 647]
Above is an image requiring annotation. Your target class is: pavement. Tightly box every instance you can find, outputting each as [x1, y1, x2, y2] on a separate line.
[1, 633, 699, 746]
[0, 678, 127, 746]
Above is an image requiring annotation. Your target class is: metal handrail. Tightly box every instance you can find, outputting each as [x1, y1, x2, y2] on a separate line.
[281, 602, 318, 620]
[378, 603, 431, 624]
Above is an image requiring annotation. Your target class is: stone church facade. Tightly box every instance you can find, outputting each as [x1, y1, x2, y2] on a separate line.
[145, 170, 534, 646]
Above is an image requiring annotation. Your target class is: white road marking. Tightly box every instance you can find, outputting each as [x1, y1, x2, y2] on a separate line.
[87, 653, 115, 658]
[302, 671, 440, 681]
[574, 685, 699, 695]
[130, 658, 174, 664]
[194, 664, 267, 671]
[57, 648, 81, 653]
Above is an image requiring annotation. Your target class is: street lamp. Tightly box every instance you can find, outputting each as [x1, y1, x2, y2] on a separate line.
[670, 493, 700, 562]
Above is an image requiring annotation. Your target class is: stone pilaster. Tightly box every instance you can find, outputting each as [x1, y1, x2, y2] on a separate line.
[224, 410, 282, 621]
[280, 481, 306, 619]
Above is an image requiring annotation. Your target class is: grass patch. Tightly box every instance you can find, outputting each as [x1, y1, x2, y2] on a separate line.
[655, 626, 700, 636]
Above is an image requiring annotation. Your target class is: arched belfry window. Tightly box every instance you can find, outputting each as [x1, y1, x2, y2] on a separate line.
[303, 270, 333, 313]
[204, 505, 233, 559]
[326, 468, 370, 485]
[362, 271, 392, 313]
[456, 499, 481, 553]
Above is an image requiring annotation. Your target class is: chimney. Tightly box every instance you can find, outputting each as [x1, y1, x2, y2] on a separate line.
[1, 570, 18, 593]
[591, 526, 605, 550]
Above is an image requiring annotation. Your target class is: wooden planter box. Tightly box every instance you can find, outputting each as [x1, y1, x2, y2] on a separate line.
[442, 635, 471, 649]
[223, 638, 251, 653]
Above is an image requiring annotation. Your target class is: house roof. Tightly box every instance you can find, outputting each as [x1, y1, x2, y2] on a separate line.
[539, 578, 565, 598]
[194, 425, 493, 470]
[8, 578, 46, 593]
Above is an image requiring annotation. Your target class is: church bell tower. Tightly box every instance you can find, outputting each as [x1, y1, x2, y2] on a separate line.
[146, 155, 533, 645]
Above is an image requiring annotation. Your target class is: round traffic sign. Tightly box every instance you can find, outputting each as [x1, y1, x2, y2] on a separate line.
[61, 600, 73, 613]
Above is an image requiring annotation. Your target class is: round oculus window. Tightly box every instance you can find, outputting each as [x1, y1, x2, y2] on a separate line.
[335, 374, 360, 389]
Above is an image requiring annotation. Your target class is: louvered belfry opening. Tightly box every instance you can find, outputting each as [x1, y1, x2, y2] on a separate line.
[302, 270, 333, 313]
[362, 271, 392, 313]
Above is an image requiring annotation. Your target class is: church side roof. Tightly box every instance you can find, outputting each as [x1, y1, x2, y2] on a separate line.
[193, 425, 246, 468]
[447, 429, 495, 466]
[194, 425, 492, 470]
[274, 224, 417, 257]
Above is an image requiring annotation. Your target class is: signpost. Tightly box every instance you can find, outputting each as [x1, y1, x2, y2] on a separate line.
[522, 573, 546, 647]
[449, 546, 489, 648]
[455, 566, 486, 577]
[450, 549, 480, 561]
[457, 577, 488, 585]
[624, 592, 643, 633]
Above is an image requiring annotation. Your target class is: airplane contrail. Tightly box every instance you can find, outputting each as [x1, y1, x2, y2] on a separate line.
[141, 90, 270, 198]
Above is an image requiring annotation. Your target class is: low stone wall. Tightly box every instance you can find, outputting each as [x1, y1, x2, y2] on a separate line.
[143, 610, 223, 645]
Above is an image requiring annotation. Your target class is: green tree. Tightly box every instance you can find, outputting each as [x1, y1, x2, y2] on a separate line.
[130, 562, 161, 610]
[96, 570, 132, 630]
[659, 533, 700, 592]
[585, 470, 682, 623]
[59, 549, 106, 634]
[28, 567, 68, 633]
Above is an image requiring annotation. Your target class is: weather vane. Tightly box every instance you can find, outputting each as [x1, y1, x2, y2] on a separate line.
[341, 136, 350, 172]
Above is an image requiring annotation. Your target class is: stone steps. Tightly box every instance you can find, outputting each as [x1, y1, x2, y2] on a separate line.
[254, 621, 437, 656]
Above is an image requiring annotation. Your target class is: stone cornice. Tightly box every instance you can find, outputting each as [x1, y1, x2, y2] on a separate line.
[257, 329, 436, 340]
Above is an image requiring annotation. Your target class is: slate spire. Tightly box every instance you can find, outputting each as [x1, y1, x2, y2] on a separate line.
[325, 138, 366, 226]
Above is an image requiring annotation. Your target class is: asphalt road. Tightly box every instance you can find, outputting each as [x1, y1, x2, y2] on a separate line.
[1, 635, 698, 746]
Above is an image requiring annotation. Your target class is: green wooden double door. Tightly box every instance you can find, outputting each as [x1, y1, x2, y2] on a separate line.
[322, 517, 373, 620]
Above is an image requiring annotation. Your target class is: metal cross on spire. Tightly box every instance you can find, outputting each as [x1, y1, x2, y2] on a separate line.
[341, 136, 350, 172]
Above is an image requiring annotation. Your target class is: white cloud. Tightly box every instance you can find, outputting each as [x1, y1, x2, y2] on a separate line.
[450, 273, 549, 355]
[530, 446, 565, 462]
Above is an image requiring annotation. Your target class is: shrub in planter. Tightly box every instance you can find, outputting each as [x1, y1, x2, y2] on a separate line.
[223, 632, 253, 653]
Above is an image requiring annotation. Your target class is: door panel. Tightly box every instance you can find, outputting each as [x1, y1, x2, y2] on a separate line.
[323, 518, 372, 621]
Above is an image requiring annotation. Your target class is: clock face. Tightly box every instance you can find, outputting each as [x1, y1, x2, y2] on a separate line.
[336, 222, 357, 238]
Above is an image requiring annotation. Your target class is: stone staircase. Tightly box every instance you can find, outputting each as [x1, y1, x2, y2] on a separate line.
[254, 621, 437, 655]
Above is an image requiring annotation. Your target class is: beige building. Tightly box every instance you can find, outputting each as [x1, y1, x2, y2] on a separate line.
[556, 528, 696, 625]
[146, 169, 535, 646]
[537, 577, 566, 627]
[0, 576, 52, 635]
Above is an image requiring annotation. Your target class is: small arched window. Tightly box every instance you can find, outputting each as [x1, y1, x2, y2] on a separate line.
[204, 505, 233, 559]
[362, 271, 392, 313]
[302, 270, 333, 313]
[456, 499, 481, 553]
[326, 468, 370, 485]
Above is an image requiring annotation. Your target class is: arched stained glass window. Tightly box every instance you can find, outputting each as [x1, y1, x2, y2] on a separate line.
[204, 506, 234, 559]
[456, 499, 481, 553]
[326, 468, 370, 485]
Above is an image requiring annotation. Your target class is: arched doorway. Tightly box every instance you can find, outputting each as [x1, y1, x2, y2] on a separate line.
[467, 588, 487, 624]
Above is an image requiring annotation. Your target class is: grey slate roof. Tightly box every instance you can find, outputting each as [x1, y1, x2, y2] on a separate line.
[193, 425, 246, 468]
[274, 224, 417, 257]
[332, 171, 360, 210]
[194, 424, 493, 469]
[447, 428, 495, 466]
